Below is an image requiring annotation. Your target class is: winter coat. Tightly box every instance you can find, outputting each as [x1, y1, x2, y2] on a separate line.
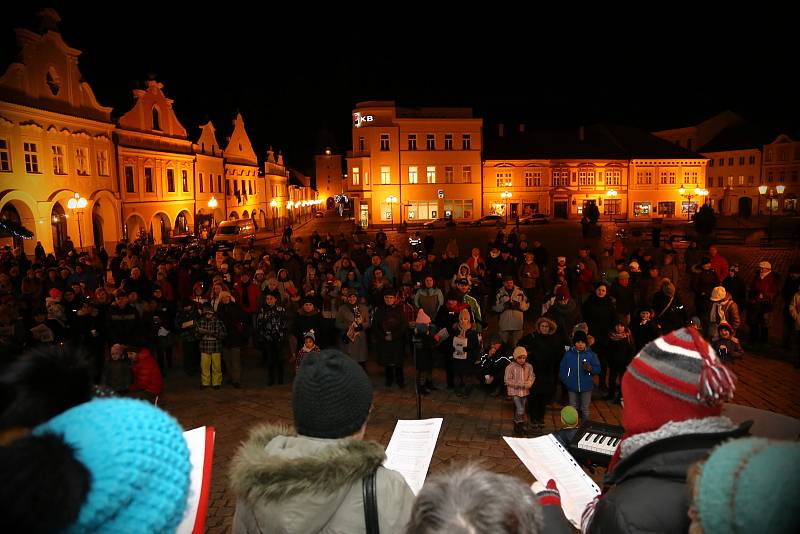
[235, 281, 261, 315]
[631, 319, 661, 352]
[335, 303, 370, 362]
[294, 310, 325, 347]
[582, 294, 616, 345]
[559, 346, 600, 393]
[106, 304, 141, 345]
[708, 296, 741, 339]
[230, 424, 414, 534]
[254, 303, 287, 343]
[129, 349, 163, 396]
[711, 337, 744, 363]
[546, 299, 581, 347]
[722, 274, 747, 307]
[218, 301, 249, 348]
[477, 344, 513, 381]
[196, 314, 227, 354]
[609, 281, 637, 316]
[413, 287, 444, 320]
[606, 330, 634, 369]
[451, 328, 480, 374]
[493, 285, 529, 332]
[652, 291, 687, 334]
[174, 306, 199, 343]
[518, 323, 562, 396]
[372, 303, 408, 366]
[518, 261, 540, 289]
[587, 419, 750, 534]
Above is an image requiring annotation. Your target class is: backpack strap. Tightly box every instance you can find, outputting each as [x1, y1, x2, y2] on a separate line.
[362, 467, 380, 534]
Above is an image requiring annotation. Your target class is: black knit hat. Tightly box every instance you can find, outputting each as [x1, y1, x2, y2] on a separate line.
[573, 330, 588, 345]
[292, 349, 373, 439]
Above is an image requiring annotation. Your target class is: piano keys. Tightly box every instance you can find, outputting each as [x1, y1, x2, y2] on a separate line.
[568, 420, 624, 468]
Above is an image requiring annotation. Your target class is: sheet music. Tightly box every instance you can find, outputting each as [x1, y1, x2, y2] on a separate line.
[177, 426, 213, 534]
[384, 418, 443, 495]
[504, 434, 600, 528]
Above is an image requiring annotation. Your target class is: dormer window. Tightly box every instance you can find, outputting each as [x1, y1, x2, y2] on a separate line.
[152, 107, 161, 131]
[46, 67, 61, 96]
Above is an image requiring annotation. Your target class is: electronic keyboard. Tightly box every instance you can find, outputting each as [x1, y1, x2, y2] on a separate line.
[568, 420, 624, 468]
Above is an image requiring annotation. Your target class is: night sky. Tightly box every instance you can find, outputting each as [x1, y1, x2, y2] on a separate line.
[2, 4, 797, 174]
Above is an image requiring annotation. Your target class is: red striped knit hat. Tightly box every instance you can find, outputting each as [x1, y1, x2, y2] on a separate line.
[621, 327, 736, 437]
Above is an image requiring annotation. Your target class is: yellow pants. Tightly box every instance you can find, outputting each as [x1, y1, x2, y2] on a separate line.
[201, 352, 222, 386]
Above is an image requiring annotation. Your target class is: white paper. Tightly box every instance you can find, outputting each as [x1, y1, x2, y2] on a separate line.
[176, 426, 212, 534]
[384, 418, 443, 495]
[504, 434, 600, 528]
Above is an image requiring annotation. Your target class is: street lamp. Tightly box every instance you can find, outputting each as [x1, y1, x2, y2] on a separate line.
[678, 185, 704, 221]
[386, 195, 398, 230]
[501, 191, 512, 224]
[66, 193, 87, 250]
[270, 199, 278, 234]
[759, 184, 785, 245]
[606, 189, 618, 220]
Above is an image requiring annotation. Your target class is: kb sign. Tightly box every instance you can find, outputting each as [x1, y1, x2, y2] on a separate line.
[353, 112, 374, 128]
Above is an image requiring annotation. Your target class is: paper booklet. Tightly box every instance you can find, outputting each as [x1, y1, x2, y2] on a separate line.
[177, 426, 216, 534]
[384, 418, 443, 495]
[504, 434, 600, 528]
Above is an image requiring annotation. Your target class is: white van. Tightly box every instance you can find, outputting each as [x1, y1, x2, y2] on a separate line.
[213, 219, 256, 246]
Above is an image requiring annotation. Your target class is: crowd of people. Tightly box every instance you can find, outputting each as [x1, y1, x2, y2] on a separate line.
[1, 221, 799, 533]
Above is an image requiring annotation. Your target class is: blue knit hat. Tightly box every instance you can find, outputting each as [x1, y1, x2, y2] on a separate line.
[33, 398, 191, 533]
[695, 437, 800, 533]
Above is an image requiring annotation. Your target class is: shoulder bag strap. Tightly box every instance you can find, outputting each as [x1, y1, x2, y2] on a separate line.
[362, 467, 380, 534]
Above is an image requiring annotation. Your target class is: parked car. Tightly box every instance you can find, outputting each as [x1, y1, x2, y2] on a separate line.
[213, 219, 256, 247]
[518, 213, 549, 225]
[471, 215, 505, 227]
[314, 210, 324, 218]
[423, 216, 455, 229]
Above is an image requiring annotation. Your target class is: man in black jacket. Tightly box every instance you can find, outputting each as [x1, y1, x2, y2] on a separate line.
[583, 327, 747, 534]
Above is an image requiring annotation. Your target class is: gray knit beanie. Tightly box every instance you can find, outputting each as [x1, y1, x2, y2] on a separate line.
[292, 349, 373, 439]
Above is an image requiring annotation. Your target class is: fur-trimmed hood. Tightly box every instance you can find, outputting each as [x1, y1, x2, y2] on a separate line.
[229, 423, 394, 533]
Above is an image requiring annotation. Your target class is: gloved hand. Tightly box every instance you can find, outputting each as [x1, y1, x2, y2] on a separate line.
[532, 479, 561, 508]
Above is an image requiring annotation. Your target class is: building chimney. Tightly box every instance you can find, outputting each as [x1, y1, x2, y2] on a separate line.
[579, 126, 585, 142]
[498, 123, 504, 138]
[519, 123, 525, 133]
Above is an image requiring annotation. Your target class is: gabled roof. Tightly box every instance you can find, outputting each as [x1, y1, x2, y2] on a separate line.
[485, 123, 704, 161]
[223, 113, 258, 166]
[699, 123, 780, 152]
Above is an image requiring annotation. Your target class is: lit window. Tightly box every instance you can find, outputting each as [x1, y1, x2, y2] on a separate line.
[183, 170, 189, 192]
[75, 147, 89, 176]
[96, 149, 109, 176]
[352, 167, 360, 185]
[579, 170, 595, 186]
[51, 145, 66, 175]
[408, 166, 418, 184]
[462, 165, 472, 183]
[606, 170, 621, 185]
[445, 166, 454, 183]
[381, 166, 391, 184]
[24, 142, 40, 173]
[426, 166, 436, 183]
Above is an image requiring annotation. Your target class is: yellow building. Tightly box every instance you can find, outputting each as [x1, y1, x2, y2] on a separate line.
[117, 80, 195, 243]
[314, 148, 343, 208]
[0, 9, 120, 254]
[264, 147, 289, 231]
[222, 113, 262, 225]
[346, 101, 483, 227]
[193, 121, 226, 229]
[484, 124, 708, 220]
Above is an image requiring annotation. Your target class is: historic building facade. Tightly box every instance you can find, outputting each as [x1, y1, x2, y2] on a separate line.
[346, 101, 483, 227]
[314, 148, 343, 208]
[0, 9, 120, 254]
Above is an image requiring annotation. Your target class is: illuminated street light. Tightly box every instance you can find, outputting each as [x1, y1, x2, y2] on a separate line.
[501, 190, 512, 224]
[678, 185, 701, 221]
[66, 192, 87, 250]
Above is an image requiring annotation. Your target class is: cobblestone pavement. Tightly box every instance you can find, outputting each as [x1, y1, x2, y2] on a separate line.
[159, 340, 800, 533]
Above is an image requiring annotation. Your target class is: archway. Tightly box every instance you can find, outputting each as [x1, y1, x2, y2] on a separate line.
[738, 197, 753, 219]
[259, 209, 267, 228]
[51, 202, 67, 253]
[124, 213, 147, 242]
[151, 212, 172, 244]
[242, 210, 249, 219]
[229, 211, 239, 220]
[92, 201, 104, 252]
[175, 210, 191, 235]
[89, 193, 121, 251]
[0, 203, 30, 252]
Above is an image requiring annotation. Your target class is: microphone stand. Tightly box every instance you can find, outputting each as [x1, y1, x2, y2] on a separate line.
[412, 333, 422, 419]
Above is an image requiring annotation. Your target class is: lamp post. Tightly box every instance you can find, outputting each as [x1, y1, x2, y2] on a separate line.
[67, 193, 87, 250]
[386, 195, 398, 230]
[501, 190, 512, 225]
[270, 199, 278, 234]
[678, 185, 704, 221]
[759, 184, 785, 245]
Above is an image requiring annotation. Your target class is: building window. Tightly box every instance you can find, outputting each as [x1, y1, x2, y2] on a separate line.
[738, 175, 744, 186]
[681, 201, 698, 214]
[74, 147, 89, 175]
[125, 165, 135, 192]
[718, 158, 724, 166]
[462, 165, 471, 183]
[0, 139, 10, 172]
[152, 107, 161, 131]
[717, 176, 723, 187]
[359, 137, 365, 151]
[144, 167, 153, 192]
[768, 171, 774, 183]
[380, 166, 391, 184]
[604, 199, 621, 215]
[352, 167, 360, 185]
[709, 159, 714, 167]
[606, 170, 621, 185]
[462, 134, 471, 150]
[636, 171, 652, 185]
[426, 134, 435, 150]
[209, 174, 214, 192]
[24, 142, 40, 173]
[443, 199, 474, 219]
[96, 149, 109, 176]
[579, 170, 595, 186]
[779, 150, 788, 161]
[199, 173, 204, 193]
[748, 175, 754, 185]
[51, 145, 66, 175]
[380, 134, 390, 151]
[248, 181, 253, 195]
[496, 172, 512, 187]
[658, 201, 676, 216]
[444, 134, 453, 150]
[747, 155, 755, 165]
[524, 171, 541, 187]
[379, 202, 393, 221]
[727, 157, 734, 166]
[738, 155, 745, 165]
[633, 201, 651, 217]
[780, 171, 786, 183]
[217, 175, 222, 192]
[445, 166, 454, 183]
[766, 149, 773, 162]
[408, 166, 418, 184]
[426, 166, 436, 183]
[182, 170, 189, 192]
[407, 200, 439, 220]
[525, 172, 533, 187]
[408, 134, 417, 151]
[167, 169, 175, 192]
[552, 170, 568, 187]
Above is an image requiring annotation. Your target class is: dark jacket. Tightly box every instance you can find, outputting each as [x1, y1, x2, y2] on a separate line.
[518, 329, 562, 396]
[217, 301, 249, 348]
[546, 299, 581, 348]
[588, 421, 751, 534]
[609, 281, 636, 316]
[631, 319, 661, 352]
[582, 294, 616, 347]
[372, 303, 408, 366]
[652, 291, 687, 334]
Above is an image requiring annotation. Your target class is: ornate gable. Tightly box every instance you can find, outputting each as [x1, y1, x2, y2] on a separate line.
[118, 80, 188, 139]
[195, 121, 221, 155]
[224, 113, 257, 166]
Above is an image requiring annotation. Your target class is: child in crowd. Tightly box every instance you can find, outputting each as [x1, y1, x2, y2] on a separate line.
[127, 345, 163, 402]
[102, 343, 131, 393]
[505, 346, 535, 436]
[606, 320, 634, 404]
[554, 405, 580, 448]
[293, 330, 320, 374]
[711, 321, 744, 364]
[631, 307, 661, 352]
[195, 303, 227, 389]
[559, 330, 601, 422]
[477, 334, 513, 397]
